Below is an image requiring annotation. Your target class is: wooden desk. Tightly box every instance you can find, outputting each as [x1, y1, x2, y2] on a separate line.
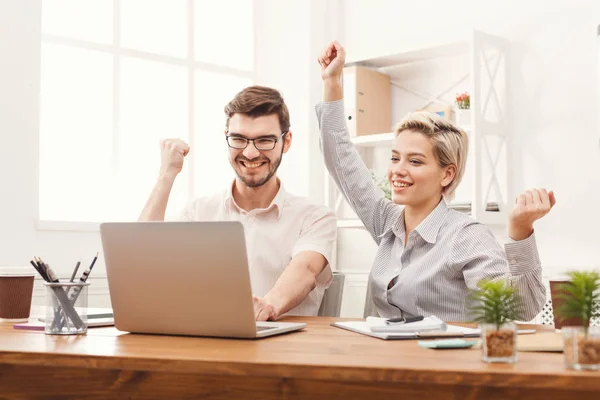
[0, 317, 597, 399]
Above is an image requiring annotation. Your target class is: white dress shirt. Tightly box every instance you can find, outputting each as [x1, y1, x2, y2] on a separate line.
[177, 181, 337, 316]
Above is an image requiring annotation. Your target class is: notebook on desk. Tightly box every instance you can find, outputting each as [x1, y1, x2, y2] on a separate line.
[37, 309, 114, 323]
[517, 332, 563, 352]
[13, 308, 115, 331]
[14, 318, 114, 331]
[333, 316, 538, 340]
[366, 315, 448, 333]
[332, 317, 481, 340]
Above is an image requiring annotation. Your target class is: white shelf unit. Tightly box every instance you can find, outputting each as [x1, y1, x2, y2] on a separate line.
[350, 132, 394, 147]
[328, 30, 511, 229]
[350, 126, 472, 147]
[328, 30, 511, 317]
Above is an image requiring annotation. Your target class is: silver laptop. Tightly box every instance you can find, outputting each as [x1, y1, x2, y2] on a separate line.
[99, 221, 306, 339]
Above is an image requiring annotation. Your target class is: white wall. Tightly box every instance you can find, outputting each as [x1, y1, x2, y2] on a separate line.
[0, 0, 334, 283]
[254, 0, 311, 198]
[337, 0, 600, 277]
[0, 0, 101, 273]
[254, 0, 339, 204]
[0, 0, 107, 306]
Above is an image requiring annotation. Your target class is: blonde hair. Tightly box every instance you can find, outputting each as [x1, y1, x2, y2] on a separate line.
[393, 111, 468, 202]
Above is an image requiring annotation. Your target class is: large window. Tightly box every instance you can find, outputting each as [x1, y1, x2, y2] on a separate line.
[39, 0, 254, 226]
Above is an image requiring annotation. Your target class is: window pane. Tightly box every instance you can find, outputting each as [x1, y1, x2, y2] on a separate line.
[120, 0, 187, 58]
[42, 0, 113, 44]
[195, 0, 254, 71]
[194, 71, 252, 197]
[39, 43, 113, 222]
[116, 57, 189, 221]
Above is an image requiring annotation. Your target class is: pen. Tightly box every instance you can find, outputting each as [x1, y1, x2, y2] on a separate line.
[78, 252, 98, 283]
[68, 252, 99, 303]
[69, 261, 81, 283]
[88, 252, 99, 271]
[56, 253, 99, 330]
[386, 315, 425, 325]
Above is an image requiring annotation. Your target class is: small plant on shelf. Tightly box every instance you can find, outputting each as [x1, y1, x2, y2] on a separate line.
[371, 170, 391, 200]
[469, 279, 521, 363]
[456, 92, 470, 109]
[555, 270, 600, 370]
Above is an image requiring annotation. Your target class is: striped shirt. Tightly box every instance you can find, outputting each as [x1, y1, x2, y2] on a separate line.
[316, 100, 546, 322]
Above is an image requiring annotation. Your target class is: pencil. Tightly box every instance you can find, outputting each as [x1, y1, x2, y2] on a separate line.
[30, 260, 49, 282]
[37, 257, 59, 283]
[88, 252, 99, 272]
[34, 257, 52, 282]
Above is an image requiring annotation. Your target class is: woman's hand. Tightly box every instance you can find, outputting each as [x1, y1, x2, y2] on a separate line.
[318, 41, 346, 101]
[318, 40, 346, 82]
[508, 188, 556, 241]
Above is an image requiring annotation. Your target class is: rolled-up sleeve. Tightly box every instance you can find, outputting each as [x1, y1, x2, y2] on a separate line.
[292, 206, 337, 286]
[292, 206, 337, 267]
[504, 233, 546, 320]
[455, 224, 546, 321]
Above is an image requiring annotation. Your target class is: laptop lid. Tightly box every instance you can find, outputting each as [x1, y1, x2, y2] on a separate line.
[100, 221, 260, 338]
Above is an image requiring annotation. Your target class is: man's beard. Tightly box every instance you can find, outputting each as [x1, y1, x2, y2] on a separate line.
[232, 148, 283, 188]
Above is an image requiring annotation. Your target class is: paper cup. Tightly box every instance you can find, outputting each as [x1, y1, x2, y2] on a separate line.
[0, 267, 36, 322]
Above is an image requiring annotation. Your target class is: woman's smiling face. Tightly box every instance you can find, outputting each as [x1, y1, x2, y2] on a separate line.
[387, 129, 454, 206]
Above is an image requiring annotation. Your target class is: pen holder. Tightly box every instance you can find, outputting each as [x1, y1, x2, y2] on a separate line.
[44, 282, 89, 335]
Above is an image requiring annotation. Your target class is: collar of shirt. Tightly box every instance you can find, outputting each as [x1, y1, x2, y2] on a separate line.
[223, 180, 286, 219]
[379, 199, 449, 244]
[413, 199, 448, 244]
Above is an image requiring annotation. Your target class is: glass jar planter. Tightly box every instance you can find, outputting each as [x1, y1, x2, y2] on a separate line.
[563, 326, 600, 371]
[480, 322, 517, 363]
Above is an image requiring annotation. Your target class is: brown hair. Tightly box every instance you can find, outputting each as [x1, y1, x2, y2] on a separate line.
[224, 86, 290, 132]
[394, 112, 469, 201]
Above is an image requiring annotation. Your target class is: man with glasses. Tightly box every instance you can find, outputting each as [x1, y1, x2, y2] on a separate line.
[139, 86, 337, 321]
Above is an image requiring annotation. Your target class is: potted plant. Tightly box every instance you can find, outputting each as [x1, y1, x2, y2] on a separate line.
[455, 92, 471, 126]
[371, 170, 391, 200]
[555, 271, 600, 371]
[469, 279, 521, 363]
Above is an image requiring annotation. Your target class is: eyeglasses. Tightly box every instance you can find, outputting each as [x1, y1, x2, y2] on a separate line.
[225, 131, 288, 151]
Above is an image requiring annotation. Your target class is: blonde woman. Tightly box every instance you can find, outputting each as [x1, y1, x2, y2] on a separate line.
[316, 41, 555, 321]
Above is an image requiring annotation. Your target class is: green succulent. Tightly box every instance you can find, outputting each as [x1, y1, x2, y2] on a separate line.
[469, 279, 522, 330]
[555, 271, 600, 335]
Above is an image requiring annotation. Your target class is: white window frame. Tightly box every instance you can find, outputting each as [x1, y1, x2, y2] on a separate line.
[37, 0, 256, 232]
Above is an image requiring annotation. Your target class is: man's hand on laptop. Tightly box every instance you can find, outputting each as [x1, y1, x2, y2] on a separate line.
[253, 295, 278, 321]
[159, 138, 190, 178]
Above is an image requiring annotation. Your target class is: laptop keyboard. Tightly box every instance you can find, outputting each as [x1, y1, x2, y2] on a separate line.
[256, 325, 277, 332]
